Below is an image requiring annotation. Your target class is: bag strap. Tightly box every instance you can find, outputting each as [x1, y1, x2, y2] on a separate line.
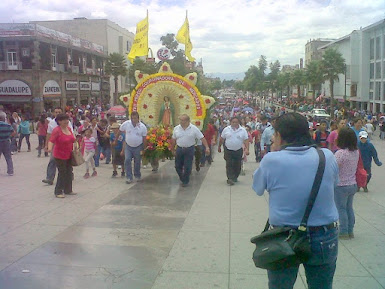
[263, 148, 326, 233]
[298, 148, 326, 230]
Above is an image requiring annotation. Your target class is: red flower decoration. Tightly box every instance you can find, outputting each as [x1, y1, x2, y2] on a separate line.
[205, 99, 211, 104]
[148, 93, 152, 97]
[149, 115, 154, 119]
[143, 104, 148, 109]
[195, 121, 201, 126]
[189, 75, 194, 80]
[162, 66, 168, 71]
[123, 97, 128, 102]
[138, 73, 143, 79]
[185, 105, 189, 109]
[179, 95, 184, 99]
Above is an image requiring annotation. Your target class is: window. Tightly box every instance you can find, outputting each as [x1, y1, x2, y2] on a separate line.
[7, 50, 17, 66]
[370, 82, 374, 90]
[370, 63, 374, 79]
[51, 51, 56, 68]
[127, 41, 131, 51]
[21, 48, 30, 57]
[375, 82, 381, 100]
[383, 83, 385, 100]
[376, 62, 381, 79]
[369, 92, 373, 100]
[370, 38, 374, 60]
[376, 37, 381, 60]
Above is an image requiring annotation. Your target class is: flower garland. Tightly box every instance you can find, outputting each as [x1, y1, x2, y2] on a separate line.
[143, 126, 174, 161]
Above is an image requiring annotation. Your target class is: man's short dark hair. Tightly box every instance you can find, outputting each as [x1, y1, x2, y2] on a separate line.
[337, 127, 357, 151]
[273, 113, 312, 146]
[130, 111, 139, 119]
[55, 113, 69, 125]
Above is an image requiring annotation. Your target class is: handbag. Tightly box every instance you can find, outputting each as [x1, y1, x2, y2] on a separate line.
[71, 141, 85, 167]
[356, 151, 367, 188]
[250, 149, 326, 270]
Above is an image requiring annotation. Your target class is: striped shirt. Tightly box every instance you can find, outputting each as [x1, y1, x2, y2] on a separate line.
[84, 136, 96, 151]
[0, 121, 14, 141]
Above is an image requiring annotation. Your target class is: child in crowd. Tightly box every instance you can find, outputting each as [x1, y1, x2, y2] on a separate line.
[110, 123, 125, 177]
[81, 128, 97, 179]
[314, 120, 330, 148]
[357, 131, 382, 192]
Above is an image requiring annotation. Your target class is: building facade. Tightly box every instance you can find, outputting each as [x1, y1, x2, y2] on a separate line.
[0, 23, 109, 116]
[31, 19, 134, 104]
[305, 39, 334, 66]
[320, 19, 385, 113]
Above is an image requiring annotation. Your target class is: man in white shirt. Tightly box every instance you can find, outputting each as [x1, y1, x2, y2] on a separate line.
[218, 117, 249, 185]
[171, 114, 210, 187]
[120, 112, 147, 184]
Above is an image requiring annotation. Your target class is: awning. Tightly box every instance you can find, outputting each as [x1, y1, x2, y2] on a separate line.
[0, 96, 32, 103]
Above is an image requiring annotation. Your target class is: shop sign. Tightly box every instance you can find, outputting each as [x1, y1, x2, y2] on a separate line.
[66, 81, 78, 91]
[0, 80, 31, 96]
[91, 82, 100, 91]
[43, 80, 61, 96]
[80, 81, 91, 91]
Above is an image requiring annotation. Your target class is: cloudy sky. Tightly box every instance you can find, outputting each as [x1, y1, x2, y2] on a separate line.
[0, 0, 384, 74]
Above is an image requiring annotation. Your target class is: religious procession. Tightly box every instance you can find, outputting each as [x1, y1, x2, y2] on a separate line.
[0, 7, 385, 289]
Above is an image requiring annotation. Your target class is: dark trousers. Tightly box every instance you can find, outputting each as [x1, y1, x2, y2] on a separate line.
[224, 147, 243, 181]
[175, 145, 195, 184]
[0, 140, 14, 174]
[38, 135, 48, 157]
[46, 154, 57, 181]
[194, 145, 202, 170]
[254, 142, 261, 162]
[18, 133, 30, 151]
[200, 144, 212, 165]
[364, 166, 372, 185]
[54, 158, 72, 195]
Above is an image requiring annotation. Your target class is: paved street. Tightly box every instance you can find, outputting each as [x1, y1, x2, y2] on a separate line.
[0, 134, 384, 289]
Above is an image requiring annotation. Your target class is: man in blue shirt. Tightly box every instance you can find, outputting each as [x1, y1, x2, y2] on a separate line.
[0, 112, 15, 175]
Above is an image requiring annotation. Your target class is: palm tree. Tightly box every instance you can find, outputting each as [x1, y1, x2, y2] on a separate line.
[105, 53, 128, 105]
[306, 60, 323, 104]
[321, 48, 345, 118]
[290, 69, 305, 99]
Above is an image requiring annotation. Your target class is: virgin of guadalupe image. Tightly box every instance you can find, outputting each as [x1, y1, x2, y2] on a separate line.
[159, 96, 175, 127]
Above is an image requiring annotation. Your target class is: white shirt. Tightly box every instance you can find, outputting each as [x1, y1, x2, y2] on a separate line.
[120, 120, 147, 147]
[172, 124, 204, 147]
[221, 125, 248, 150]
[47, 118, 73, 134]
[365, 123, 374, 133]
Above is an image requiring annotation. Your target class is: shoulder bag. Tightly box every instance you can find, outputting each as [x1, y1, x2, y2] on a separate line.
[250, 149, 326, 270]
[356, 151, 367, 188]
[71, 141, 85, 167]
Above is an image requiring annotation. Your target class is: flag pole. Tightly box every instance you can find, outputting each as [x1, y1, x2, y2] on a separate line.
[146, 10, 149, 58]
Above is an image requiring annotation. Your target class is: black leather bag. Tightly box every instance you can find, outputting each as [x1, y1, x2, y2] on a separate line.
[250, 149, 326, 270]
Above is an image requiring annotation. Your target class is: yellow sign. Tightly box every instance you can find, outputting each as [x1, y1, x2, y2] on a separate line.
[128, 15, 149, 63]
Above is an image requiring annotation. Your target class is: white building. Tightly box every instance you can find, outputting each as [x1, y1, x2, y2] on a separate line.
[31, 18, 134, 105]
[319, 19, 385, 113]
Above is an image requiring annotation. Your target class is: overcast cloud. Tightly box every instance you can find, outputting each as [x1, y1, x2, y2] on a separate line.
[0, 0, 384, 74]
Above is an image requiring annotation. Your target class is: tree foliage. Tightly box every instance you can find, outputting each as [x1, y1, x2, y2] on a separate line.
[305, 60, 323, 102]
[105, 53, 128, 105]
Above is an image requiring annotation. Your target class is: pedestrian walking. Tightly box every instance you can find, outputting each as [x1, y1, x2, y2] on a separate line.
[95, 118, 111, 165]
[81, 128, 97, 179]
[327, 118, 346, 153]
[171, 114, 210, 187]
[17, 115, 31, 152]
[110, 123, 125, 177]
[47, 114, 76, 198]
[119, 112, 147, 184]
[37, 114, 48, 157]
[314, 120, 330, 148]
[0, 112, 15, 176]
[218, 116, 249, 185]
[334, 127, 359, 239]
[252, 112, 339, 289]
[357, 131, 382, 192]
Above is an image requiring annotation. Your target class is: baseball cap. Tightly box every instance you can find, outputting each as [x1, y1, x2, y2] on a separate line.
[359, 131, 368, 139]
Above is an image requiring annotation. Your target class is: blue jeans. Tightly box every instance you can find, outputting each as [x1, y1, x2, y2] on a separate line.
[175, 145, 195, 184]
[95, 144, 111, 166]
[124, 144, 142, 180]
[46, 153, 57, 181]
[268, 227, 338, 289]
[0, 140, 14, 174]
[334, 184, 356, 234]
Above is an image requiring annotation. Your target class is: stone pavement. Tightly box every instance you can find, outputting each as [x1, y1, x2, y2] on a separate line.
[0, 133, 384, 289]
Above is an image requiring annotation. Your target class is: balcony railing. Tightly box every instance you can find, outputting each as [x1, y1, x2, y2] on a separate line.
[0, 61, 23, 71]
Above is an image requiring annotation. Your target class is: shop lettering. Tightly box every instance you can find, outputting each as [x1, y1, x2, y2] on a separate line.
[67, 83, 77, 88]
[44, 87, 60, 93]
[0, 86, 30, 94]
[81, 83, 90, 89]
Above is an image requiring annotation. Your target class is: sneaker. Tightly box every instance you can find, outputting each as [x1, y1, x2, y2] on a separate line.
[8, 173, 14, 176]
[233, 179, 238, 183]
[143, 165, 147, 169]
[121, 172, 125, 177]
[92, 171, 97, 177]
[152, 168, 158, 172]
[83, 173, 90, 179]
[227, 179, 234, 186]
[136, 178, 142, 182]
[56, 194, 65, 198]
[42, 179, 53, 185]
[112, 171, 118, 177]
[126, 179, 133, 184]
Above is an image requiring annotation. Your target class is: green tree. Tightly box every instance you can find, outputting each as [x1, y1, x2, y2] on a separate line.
[105, 53, 128, 105]
[128, 58, 158, 87]
[321, 48, 346, 118]
[160, 33, 179, 56]
[258, 55, 268, 76]
[305, 60, 323, 103]
[290, 70, 306, 99]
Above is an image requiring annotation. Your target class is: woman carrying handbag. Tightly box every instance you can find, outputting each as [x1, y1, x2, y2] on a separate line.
[252, 113, 339, 289]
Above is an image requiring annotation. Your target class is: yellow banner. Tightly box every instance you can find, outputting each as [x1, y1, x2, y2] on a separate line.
[176, 17, 195, 62]
[128, 15, 149, 63]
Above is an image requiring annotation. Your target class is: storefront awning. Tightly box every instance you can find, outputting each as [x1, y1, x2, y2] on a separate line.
[0, 96, 32, 103]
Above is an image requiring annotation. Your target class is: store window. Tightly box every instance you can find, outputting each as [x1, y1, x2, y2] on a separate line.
[370, 63, 374, 79]
[369, 92, 373, 100]
[7, 50, 17, 67]
[375, 82, 381, 100]
[376, 62, 381, 79]
[376, 37, 381, 60]
[370, 82, 374, 90]
[370, 38, 374, 60]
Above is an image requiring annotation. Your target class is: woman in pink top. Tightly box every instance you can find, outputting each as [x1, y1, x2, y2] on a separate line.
[327, 119, 346, 153]
[81, 128, 97, 179]
[334, 127, 359, 239]
[37, 114, 49, 158]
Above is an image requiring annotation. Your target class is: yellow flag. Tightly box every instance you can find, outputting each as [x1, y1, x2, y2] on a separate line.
[176, 16, 195, 62]
[128, 15, 149, 63]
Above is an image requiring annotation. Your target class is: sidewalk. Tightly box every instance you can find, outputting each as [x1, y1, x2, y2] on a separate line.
[0, 134, 384, 288]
